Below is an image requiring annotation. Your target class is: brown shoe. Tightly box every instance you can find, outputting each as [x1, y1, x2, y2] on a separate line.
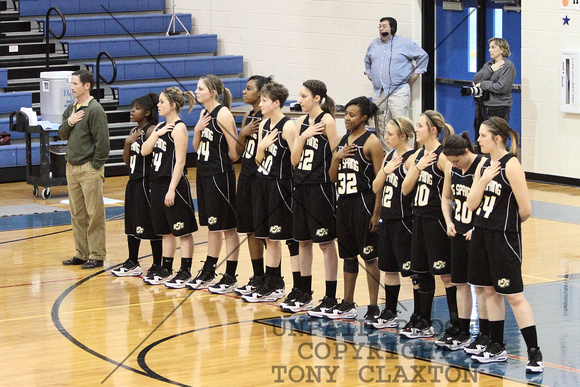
[81, 259, 104, 269]
[62, 256, 87, 266]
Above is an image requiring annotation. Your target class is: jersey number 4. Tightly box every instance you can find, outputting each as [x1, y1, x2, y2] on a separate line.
[198, 141, 210, 161]
[152, 152, 163, 172]
[476, 195, 496, 219]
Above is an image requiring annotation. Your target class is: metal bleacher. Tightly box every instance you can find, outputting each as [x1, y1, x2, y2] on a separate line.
[63, 34, 217, 60]
[37, 13, 192, 37]
[1, 0, 246, 180]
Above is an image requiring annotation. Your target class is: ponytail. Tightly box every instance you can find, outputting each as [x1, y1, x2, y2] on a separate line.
[302, 79, 336, 117]
[482, 116, 519, 155]
[508, 129, 519, 155]
[184, 91, 196, 113]
[222, 88, 232, 110]
[161, 86, 196, 114]
[200, 74, 232, 110]
[345, 96, 378, 126]
[422, 110, 454, 143]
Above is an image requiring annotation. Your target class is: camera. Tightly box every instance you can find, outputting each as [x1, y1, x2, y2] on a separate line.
[461, 85, 483, 97]
[460, 85, 490, 101]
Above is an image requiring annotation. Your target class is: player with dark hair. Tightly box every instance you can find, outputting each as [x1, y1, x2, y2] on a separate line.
[242, 82, 297, 303]
[326, 96, 384, 323]
[233, 75, 272, 295]
[439, 132, 489, 351]
[112, 93, 163, 278]
[281, 79, 339, 315]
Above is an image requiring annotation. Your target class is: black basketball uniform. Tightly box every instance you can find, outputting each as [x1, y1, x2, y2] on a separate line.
[150, 121, 198, 236]
[254, 117, 293, 240]
[410, 145, 451, 275]
[336, 131, 378, 260]
[125, 125, 160, 240]
[449, 154, 483, 284]
[292, 112, 336, 243]
[469, 154, 524, 294]
[196, 105, 237, 231]
[378, 149, 414, 276]
[236, 110, 263, 233]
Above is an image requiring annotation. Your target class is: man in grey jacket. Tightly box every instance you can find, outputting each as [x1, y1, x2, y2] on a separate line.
[59, 69, 110, 269]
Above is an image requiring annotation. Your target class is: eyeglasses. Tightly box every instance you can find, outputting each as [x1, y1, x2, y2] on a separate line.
[378, 24, 390, 29]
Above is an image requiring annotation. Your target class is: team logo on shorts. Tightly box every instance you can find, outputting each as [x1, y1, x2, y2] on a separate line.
[173, 222, 185, 231]
[136, 226, 144, 235]
[363, 245, 374, 255]
[433, 260, 446, 270]
[270, 225, 282, 234]
[498, 278, 510, 288]
[208, 217, 218, 225]
[402, 261, 411, 271]
[316, 228, 329, 237]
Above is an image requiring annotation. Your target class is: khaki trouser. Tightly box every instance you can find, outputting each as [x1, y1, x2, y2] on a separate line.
[375, 83, 411, 151]
[66, 162, 106, 260]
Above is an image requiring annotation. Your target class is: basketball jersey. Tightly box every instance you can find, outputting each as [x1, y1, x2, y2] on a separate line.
[412, 145, 445, 219]
[380, 149, 414, 220]
[294, 112, 333, 185]
[197, 104, 234, 176]
[128, 124, 153, 181]
[240, 110, 263, 177]
[474, 153, 521, 232]
[150, 121, 184, 181]
[336, 131, 375, 196]
[451, 154, 483, 234]
[256, 117, 292, 180]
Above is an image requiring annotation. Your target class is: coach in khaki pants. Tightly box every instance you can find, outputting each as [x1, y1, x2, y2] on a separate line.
[58, 69, 110, 269]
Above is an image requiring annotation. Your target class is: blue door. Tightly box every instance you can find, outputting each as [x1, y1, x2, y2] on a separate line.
[435, 0, 521, 141]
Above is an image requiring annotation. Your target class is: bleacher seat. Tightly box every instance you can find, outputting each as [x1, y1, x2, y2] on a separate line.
[63, 34, 217, 60]
[38, 13, 192, 37]
[21, 0, 165, 16]
[0, 143, 40, 167]
[0, 92, 33, 114]
[0, 69, 7, 89]
[112, 77, 248, 106]
[84, 55, 244, 83]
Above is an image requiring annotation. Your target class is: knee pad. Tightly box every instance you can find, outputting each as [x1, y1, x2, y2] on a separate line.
[344, 258, 359, 274]
[286, 239, 299, 256]
[415, 272, 435, 293]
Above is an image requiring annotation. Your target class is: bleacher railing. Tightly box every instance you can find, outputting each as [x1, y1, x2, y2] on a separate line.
[95, 51, 117, 102]
[45, 7, 66, 69]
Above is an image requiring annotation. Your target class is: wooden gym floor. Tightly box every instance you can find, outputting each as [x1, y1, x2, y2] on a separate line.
[1, 170, 579, 386]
